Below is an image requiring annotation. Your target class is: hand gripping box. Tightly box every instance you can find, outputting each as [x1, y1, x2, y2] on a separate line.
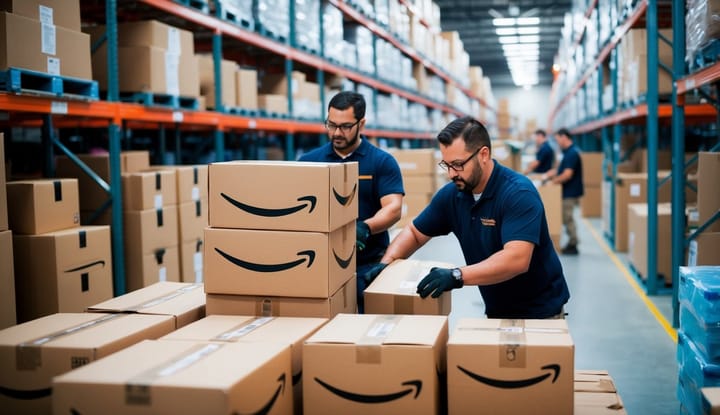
[6, 178, 80, 235]
[160, 315, 328, 414]
[208, 161, 358, 232]
[364, 258, 455, 315]
[204, 222, 355, 298]
[87, 281, 205, 329]
[0, 312, 175, 414]
[52, 339, 293, 415]
[303, 314, 448, 415]
[448, 318, 574, 415]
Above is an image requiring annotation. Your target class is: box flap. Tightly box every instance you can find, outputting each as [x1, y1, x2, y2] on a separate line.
[306, 314, 447, 346]
[87, 282, 204, 316]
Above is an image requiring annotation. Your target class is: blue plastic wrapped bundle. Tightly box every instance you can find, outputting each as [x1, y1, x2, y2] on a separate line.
[681, 302, 720, 363]
[679, 266, 720, 324]
[678, 332, 720, 415]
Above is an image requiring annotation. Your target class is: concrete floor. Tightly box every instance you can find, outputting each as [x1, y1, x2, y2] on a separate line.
[400, 211, 679, 414]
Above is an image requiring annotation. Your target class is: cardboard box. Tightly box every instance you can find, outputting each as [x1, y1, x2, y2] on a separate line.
[0, 312, 175, 414]
[205, 275, 356, 318]
[303, 314, 448, 415]
[0, 11, 92, 79]
[448, 318, 574, 415]
[698, 152, 720, 233]
[581, 185, 602, 218]
[390, 149, 437, 176]
[614, 172, 672, 252]
[178, 200, 207, 242]
[160, 315, 328, 413]
[628, 203, 672, 284]
[260, 70, 306, 96]
[204, 222, 355, 298]
[534, 181, 562, 236]
[124, 205, 179, 255]
[364, 259, 455, 315]
[198, 54, 237, 108]
[122, 169, 178, 211]
[115, 20, 194, 55]
[0, 230, 15, 329]
[631, 149, 672, 173]
[209, 160, 358, 232]
[179, 237, 204, 283]
[574, 370, 626, 414]
[55, 151, 150, 211]
[0, 0, 82, 31]
[703, 387, 720, 415]
[581, 152, 604, 186]
[125, 243, 181, 291]
[170, 164, 208, 203]
[87, 281, 206, 329]
[236, 67, 258, 109]
[403, 174, 436, 194]
[53, 339, 293, 415]
[688, 232, 720, 266]
[13, 225, 113, 323]
[258, 93, 288, 113]
[0, 132, 6, 231]
[6, 178, 80, 235]
[396, 192, 432, 228]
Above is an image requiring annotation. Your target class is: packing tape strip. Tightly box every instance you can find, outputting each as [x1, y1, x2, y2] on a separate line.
[127, 284, 202, 312]
[212, 317, 275, 342]
[499, 319, 526, 368]
[356, 315, 402, 364]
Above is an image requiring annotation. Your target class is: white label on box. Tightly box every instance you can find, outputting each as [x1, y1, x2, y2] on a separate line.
[167, 27, 181, 55]
[248, 119, 257, 129]
[689, 210, 699, 222]
[291, 79, 298, 95]
[47, 57, 60, 75]
[688, 240, 698, 267]
[159, 266, 167, 282]
[172, 111, 183, 122]
[50, 101, 68, 114]
[154, 194, 163, 210]
[39, 5, 54, 25]
[629, 183, 641, 197]
[191, 187, 200, 201]
[164, 52, 180, 96]
[193, 251, 203, 277]
[41, 23, 57, 55]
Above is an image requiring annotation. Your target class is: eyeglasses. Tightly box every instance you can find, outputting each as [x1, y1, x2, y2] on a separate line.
[325, 119, 360, 134]
[438, 148, 482, 172]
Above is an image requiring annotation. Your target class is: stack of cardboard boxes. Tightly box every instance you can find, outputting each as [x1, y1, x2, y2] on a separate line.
[391, 149, 437, 228]
[7, 178, 113, 323]
[580, 152, 603, 217]
[258, 70, 322, 118]
[204, 161, 358, 318]
[197, 55, 258, 111]
[0, 0, 92, 81]
[0, 134, 14, 329]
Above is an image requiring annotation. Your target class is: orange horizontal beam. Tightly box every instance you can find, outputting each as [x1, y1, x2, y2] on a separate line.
[676, 61, 720, 94]
[0, 93, 119, 119]
[570, 103, 716, 134]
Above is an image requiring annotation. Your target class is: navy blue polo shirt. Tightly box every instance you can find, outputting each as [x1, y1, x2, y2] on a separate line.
[558, 144, 584, 198]
[413, 160, 570, 319]
[534, 141, 555, 173]
[299, 138, 404, 265]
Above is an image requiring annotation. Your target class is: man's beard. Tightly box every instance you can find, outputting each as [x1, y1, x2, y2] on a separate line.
[331, 129, 360, 152]
[452, 161, 482, 194]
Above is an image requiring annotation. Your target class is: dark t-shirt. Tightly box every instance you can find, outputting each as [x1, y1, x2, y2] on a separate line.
[534, 141, 555, 173]
[558, 144, 584, 198]
[413, 161, 570, 319]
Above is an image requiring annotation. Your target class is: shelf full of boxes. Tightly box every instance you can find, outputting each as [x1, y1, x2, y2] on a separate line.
[547, 0, 718, 307]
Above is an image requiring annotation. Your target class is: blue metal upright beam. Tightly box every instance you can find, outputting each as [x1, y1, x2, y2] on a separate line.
[646, 0, 660, 294]
[610, 48, 620, 245]
[212, 32, 225, 161]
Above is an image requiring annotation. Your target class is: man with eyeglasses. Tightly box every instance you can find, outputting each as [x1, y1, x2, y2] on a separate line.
[299, 91, 404, 313]
[361, 116, 569, 319]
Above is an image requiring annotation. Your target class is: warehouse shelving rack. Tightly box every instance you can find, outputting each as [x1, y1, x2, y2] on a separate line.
[0, 0, 494, 296]
[548, 0, 717, 302]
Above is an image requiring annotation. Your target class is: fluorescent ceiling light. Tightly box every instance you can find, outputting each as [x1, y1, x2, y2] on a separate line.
[493, 18, 516, 26]
[502, 44, 539, 53]
[517, 17, 540, 25]
[495, 27, 517, 36]
[519, 35, 540, 43]
[503, 49, 540, 57]
[517, 26, 540, 35]
[498, 36, 520, 44]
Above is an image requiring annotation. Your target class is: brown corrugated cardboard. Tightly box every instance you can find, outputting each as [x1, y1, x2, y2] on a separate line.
[390, 149, 437, 176]
[0, 132, 7, 231]
[364, 259, 455, 315]
[125, 243, 181, 291]
[448, 318, 574, 415]
[0, 0, 81, 31]
[702, 387, 720, 415]
[303, 314, 448, 415]
[628, 203, 672, 284]
[115, 20, 194, 55]
[204, 222, 355, 297]
[0, 312, 175, 414]
[535, 181, 562, 236]
[688, 232, 720, 266]
[169, 164, 208, 203]
[403, 174, 436, 194]
[178, 200, 207, 242]
[574, 370, 626, 414]
[581, 152, 604, 186]
[614, 172, 672, 252]
[581, 185, 602, 218]
[206, 275, 356, 318]
[52, 339, 293, 415]
[0, 230, 15, 329]
[160, 315, 328, 414]
[179, 237, 204, 283]
[631, 149, 672, 173]
[55, 151, 150, 210]
[258, 93, 288, 113]
[208, 160, 358, 232]
[260, 71, 306, 96]
[0, 12, 92, 79]
[6, 178, 80, 235]
[122, 169, 177, 211]
[198, 54, 237, 108]
[698, 152, 720, 233]
[124, 205, 179, 255]
[87, 281, 206, 329]
[236, 68, 258, 109]
[396, 193, 431, 228]
[13, 225, 113, 323]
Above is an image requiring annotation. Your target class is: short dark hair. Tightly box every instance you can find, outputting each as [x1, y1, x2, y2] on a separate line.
[556, 128, 572, 139]
[328, 91, 366, 121]
[437, 116, 491, 152]
[534, 129, 546, 137]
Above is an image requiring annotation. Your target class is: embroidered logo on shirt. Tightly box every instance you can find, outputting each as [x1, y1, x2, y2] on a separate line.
[480, 218, 496, 227]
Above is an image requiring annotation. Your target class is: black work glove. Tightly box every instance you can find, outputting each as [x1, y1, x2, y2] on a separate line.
[356, 221, 371, 252]
[416, 267, 463, 299]
[360, 262, 387, 285]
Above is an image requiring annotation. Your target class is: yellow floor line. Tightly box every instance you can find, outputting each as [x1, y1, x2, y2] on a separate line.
[583, 218, 678, 343]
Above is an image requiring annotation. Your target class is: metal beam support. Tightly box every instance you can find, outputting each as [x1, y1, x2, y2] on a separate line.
[212, 32, 225, 161]
[646, 0, 659, 294]
[108, 123, 125, 296]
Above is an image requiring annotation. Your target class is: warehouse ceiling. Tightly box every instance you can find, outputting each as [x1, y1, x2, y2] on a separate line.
[436, 0, 573, 88]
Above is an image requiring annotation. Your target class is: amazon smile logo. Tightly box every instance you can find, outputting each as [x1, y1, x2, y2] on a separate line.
[64, 260, 106, 273]
[0, 385, 51, 401]
[215, 248, 315, 272]
[457, 364, 560, 389]
[333, 245, 355, 269]
[221, 193, 316, 217]
[314, 377, 422, 404]
[235, 373, 286, 415]
[333, 184, 357, 206]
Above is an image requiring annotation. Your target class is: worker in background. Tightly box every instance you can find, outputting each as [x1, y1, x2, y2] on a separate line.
[299, 91, 404, 313]
[362, 116, 569, 319]
[522, 129, 555, 175]
[544, 128, 584, 255]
